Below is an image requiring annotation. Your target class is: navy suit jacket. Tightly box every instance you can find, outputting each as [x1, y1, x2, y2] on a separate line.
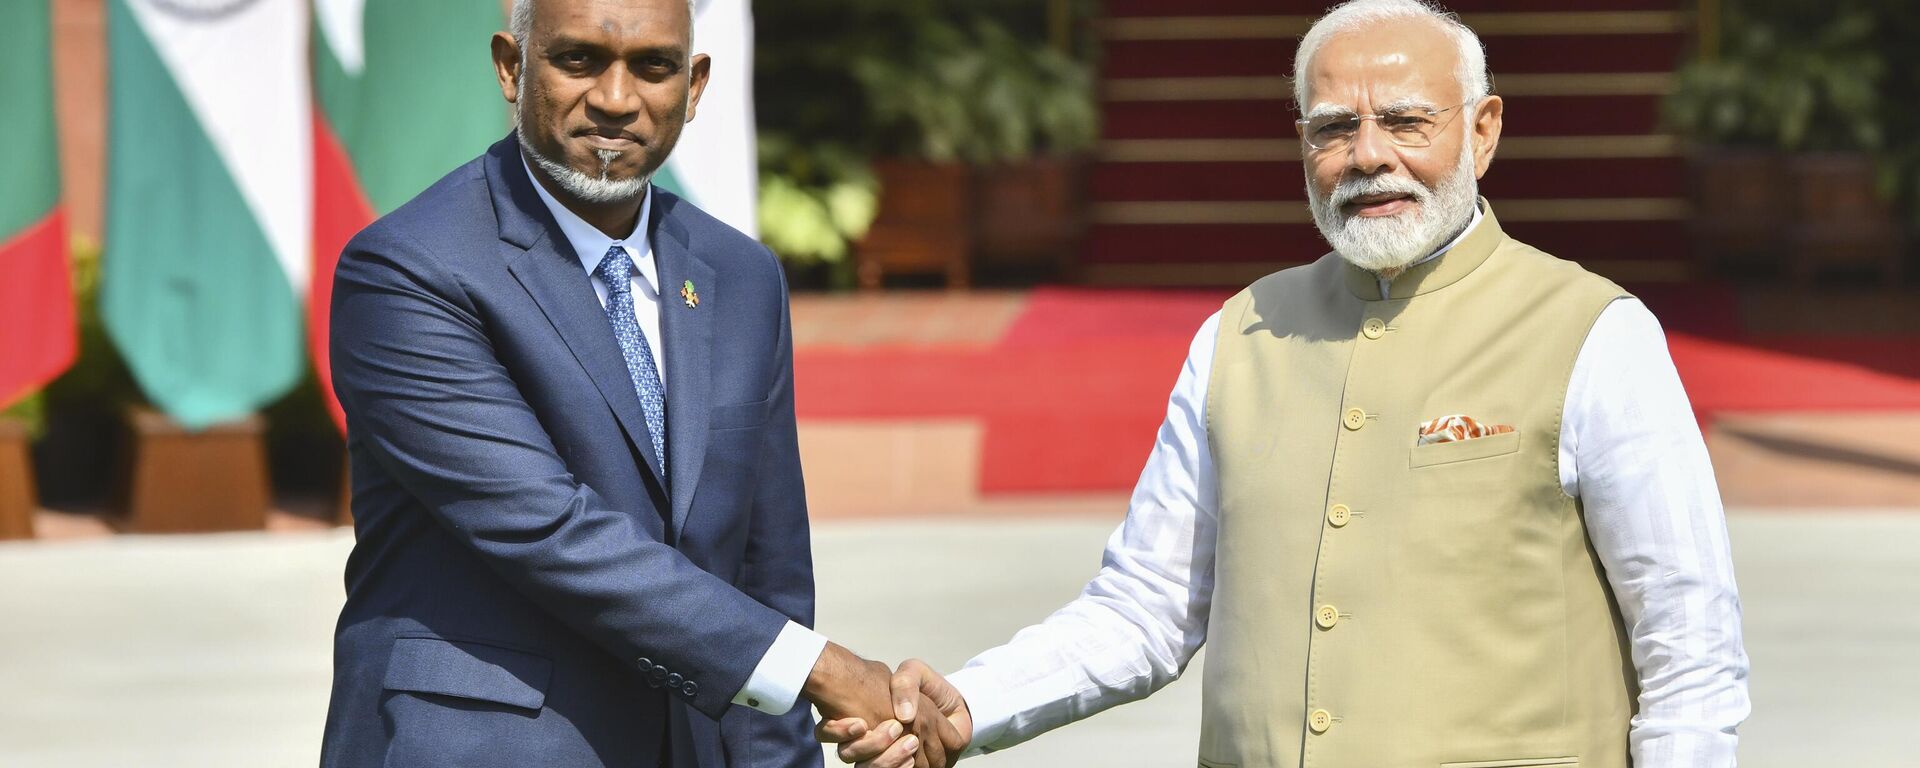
[320, 136, 821, 768]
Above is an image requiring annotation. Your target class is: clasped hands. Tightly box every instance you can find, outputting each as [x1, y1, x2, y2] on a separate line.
[804, 643, 972, 768]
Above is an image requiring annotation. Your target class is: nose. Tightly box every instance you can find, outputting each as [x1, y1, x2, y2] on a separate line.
[1346, 118, 1399, 177]
[585, 62, 643, 121]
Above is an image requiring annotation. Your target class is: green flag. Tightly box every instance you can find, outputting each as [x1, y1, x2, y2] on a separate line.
[102, 0, 311, 429]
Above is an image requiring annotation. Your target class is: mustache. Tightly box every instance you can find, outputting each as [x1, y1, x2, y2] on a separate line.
[1329, 173, 1432, 211]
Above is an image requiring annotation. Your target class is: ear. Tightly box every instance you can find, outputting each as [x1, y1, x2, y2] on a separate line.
[491, 31, 523, 105]
[1470, 95, 1503, 179]
[684, 53, 712, 123]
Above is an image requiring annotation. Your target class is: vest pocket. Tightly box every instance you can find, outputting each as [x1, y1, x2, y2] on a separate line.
[1440, 758, 1578, 768]
[1410, 429, 1521, 468]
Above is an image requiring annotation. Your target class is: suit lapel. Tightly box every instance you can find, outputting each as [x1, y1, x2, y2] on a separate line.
[488, 137, 668, 489]
[651, 191, 715, 535]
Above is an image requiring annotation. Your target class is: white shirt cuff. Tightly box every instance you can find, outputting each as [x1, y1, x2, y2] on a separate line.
[732, 621, 829, 715]
[945, 666, 1013, 756]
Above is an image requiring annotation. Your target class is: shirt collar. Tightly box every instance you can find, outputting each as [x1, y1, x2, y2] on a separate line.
[1378, 204, 1483, 298]
[520, 153, 656, 292]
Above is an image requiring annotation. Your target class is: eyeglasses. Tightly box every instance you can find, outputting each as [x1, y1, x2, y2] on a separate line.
[1294, 102, 1471, 151]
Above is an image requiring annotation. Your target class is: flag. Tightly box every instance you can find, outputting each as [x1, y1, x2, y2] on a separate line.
[657, 0, 759, 238]
[101, 0, 311, 430]
[311, 0, 506, 431]
[0, 0, 76, 410]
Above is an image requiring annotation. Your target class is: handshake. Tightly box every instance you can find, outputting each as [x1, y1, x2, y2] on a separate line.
[803, 643, 973, 768]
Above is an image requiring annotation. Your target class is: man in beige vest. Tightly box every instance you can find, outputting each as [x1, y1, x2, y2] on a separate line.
[820, 1, 1750, 766]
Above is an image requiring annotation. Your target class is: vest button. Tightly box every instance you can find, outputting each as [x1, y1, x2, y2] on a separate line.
[1308, 709, 1333, 733]
[1315, 604, 1340, 629]
[1342, 408, 1367, 430]
[1328, 504, 1351, 527]
[1362, 317, 1386, 339]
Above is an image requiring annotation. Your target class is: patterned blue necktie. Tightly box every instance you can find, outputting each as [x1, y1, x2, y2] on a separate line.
[594, 244, 667, 475]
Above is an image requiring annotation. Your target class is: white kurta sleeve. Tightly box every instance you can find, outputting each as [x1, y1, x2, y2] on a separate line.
[1561, 298, 1751, 767]
[946, 311, 1223, 753]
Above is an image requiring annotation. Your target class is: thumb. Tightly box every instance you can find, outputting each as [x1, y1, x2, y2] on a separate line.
[890, 664, 923, 723]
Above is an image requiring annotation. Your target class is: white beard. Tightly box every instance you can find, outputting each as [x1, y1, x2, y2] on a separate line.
[515, 101, 650, 204]
[1307, 137, 1480, 275]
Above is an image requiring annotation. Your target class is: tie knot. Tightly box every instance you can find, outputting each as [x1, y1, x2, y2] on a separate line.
[595, 245, 634, 295]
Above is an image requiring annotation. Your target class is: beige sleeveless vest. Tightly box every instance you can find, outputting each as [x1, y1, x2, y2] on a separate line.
[1199, 203, 1637, 768]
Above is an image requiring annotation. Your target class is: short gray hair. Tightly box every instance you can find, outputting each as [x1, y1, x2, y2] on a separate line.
[1291, 0, 1489, 109]
[510, 0, 698, 49]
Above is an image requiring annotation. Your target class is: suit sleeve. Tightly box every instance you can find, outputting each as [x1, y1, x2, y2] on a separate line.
[720, 251, 826, 768]
[329, 226, 788, 719]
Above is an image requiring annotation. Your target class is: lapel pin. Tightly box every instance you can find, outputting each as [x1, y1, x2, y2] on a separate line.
[680, 279, 700, 309]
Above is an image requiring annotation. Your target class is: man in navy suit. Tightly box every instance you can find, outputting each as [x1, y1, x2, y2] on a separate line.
[319, 1, 959, 766]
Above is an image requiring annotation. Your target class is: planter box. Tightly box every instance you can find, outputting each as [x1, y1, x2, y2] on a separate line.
[1686, 146, 1791, 276]
[974, 156, 1088, 282]
[121, 407, 271, 533]
[1785, 152, 1904, 284]
[0, 419, 36, 540]
[857, 160, 974, 290]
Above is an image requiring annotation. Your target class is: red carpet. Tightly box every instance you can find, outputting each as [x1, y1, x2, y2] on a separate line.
[795, 288, 1920, 495]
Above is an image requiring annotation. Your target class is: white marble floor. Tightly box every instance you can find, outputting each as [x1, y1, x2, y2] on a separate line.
[0, 509, 1914, 767]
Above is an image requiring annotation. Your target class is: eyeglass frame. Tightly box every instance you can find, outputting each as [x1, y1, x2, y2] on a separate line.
[1293, 99, 1477, 152]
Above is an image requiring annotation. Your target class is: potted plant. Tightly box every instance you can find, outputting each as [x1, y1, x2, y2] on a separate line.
[757, 135, 879, 290]
[755, 1, 1098, 289]
[852, 15, 1097, 288]
[962, 16, 1098, 283]
[0, 394, 43, 539]
[1667, 3, 1900, 282]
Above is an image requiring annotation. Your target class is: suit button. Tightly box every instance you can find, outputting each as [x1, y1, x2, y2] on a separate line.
[1315, 605, 1340, 629]
[746, 697, 761, 708]
[1328, 504, 1351, 527]
[636, 657, 653, 670]
[1342, 408, 1367, 431]
[667, 673, 683, 687]
[648, 666, 669, 682]
[1309, 709, 1333, 733]
[1362, 318, 1386, 340]
[682, 681, 698, 697]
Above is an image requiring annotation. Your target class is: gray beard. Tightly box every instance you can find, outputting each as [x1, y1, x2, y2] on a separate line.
[514, 105, 650, 205]
[1307, 137, 1480, 275]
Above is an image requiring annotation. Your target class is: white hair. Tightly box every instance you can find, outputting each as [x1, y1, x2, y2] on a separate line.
[510, 0, 698, 50]
[1291, 0, 1489, 109]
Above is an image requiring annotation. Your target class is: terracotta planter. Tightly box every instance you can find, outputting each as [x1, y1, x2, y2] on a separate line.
[0, 419, 37, 540]
[857, 160, 974, 290]
[121, 407, 271, 533]
[1686, 146, 1790, 276]
[1785, 152, 1905, 285]
[973, 156, 1088, 281]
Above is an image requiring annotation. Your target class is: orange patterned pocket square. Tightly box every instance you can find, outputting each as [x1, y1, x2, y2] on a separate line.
[1417, 414, 1515, 446]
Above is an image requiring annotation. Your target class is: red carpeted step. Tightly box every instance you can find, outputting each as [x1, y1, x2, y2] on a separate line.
[1085, 223, 1329, 264]
[1106, 0, 1684, 16]
[1102, 39, 1289, 79]
[1101, 101, 1294, 141]
[1101, 35, 1686, 80]
[1101, 95, 1665, 141]
[1090, 161, 1299, 203]
[1089, 157, 1684, 202]
[1483, 34, 1686, 74]
[1086, 2, 1693, 301]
